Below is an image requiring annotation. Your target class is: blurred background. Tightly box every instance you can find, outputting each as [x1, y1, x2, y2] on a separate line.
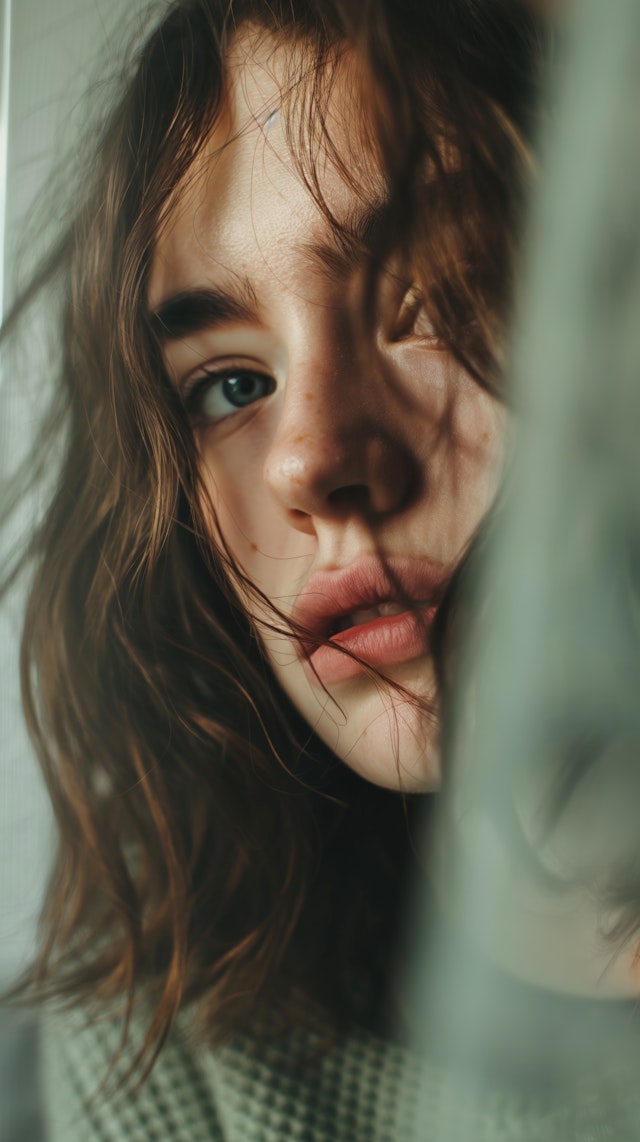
[0, 4, 145, 1137]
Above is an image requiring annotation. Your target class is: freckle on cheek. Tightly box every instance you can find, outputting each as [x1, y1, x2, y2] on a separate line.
[250, 541, 258, 552]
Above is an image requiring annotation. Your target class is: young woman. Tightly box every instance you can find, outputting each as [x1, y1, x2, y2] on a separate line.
[0, 0, 551, 1136]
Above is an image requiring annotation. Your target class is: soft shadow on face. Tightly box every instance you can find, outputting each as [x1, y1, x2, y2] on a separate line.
[149, 30, 507, 793]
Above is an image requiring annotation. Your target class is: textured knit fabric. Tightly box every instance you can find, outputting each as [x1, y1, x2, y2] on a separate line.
[40, 999, 640, 1141]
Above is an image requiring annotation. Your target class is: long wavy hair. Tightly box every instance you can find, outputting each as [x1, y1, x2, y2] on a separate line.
[0, 0, 543, 1090]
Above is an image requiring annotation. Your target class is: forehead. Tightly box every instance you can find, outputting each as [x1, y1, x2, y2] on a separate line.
[148, 30, 382, 311]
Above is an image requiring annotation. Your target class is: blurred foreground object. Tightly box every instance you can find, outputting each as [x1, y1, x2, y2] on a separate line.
[412, 0, 640, 1135]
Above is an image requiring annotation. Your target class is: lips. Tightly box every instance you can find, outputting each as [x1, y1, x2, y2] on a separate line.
[292, 555, 448, 684]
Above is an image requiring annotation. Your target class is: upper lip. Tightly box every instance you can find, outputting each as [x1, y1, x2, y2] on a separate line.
[291, 554, 450, 648]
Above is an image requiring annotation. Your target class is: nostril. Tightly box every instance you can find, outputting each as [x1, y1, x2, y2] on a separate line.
[289, 507, 316, 535]
[327, 484, 373, 515]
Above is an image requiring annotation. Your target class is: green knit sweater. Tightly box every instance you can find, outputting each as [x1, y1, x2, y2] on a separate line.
[40, 996, 640, 1140]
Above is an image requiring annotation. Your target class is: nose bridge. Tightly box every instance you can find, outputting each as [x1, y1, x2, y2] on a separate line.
[265, 345, 359, 483]
[263, 338, 413, 524]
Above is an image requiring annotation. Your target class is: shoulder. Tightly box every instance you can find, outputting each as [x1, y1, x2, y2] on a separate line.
[199, 1021, 424, 1140]
[40, 1001, 224, 1141]
[39, 1002, 425, 1141]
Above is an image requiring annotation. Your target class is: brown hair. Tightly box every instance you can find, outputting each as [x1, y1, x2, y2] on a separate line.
[0, 0, 543, 1090]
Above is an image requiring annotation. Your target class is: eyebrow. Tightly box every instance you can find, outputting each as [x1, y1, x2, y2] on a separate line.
[149, 201, 391, 344]
[150, 279, 259, 344]
[299, 199, 392, 279]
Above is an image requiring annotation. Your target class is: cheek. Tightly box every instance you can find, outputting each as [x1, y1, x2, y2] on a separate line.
[393, 349, 505, 501]
[448, 390, 508, 513]
[196, 426, 314, 590]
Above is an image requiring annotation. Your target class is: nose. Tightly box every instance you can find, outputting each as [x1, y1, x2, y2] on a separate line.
[263, 354, 415, 533]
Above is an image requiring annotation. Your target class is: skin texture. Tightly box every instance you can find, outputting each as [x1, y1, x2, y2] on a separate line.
[149, 34, 506, 792]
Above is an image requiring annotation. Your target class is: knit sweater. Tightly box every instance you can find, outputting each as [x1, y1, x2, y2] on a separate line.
[40, 993, 640, 1141]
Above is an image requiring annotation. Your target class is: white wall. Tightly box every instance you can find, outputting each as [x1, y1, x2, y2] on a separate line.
[1, 7, 151, 1136]
[0, 0, 150, 986]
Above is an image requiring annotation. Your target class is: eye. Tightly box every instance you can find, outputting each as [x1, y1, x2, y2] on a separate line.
[394, 284, 438, 342]
[183, 367, 276, 424]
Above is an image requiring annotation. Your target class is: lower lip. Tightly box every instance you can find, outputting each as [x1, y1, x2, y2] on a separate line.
[305, 606, 438, 685]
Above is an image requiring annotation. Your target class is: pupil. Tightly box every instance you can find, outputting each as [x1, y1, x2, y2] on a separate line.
[222, 373, 264, 407]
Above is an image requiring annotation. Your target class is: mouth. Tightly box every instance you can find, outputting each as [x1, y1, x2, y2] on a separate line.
[292, 556, 447, 684]
[330, 600, 429, 635]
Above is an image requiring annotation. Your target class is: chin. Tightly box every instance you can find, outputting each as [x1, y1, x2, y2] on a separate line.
[271, 649, 442, 794]
[327, 705, 442, 793]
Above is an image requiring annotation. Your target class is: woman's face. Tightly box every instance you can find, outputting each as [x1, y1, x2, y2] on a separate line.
[149, 35, 506, 792]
